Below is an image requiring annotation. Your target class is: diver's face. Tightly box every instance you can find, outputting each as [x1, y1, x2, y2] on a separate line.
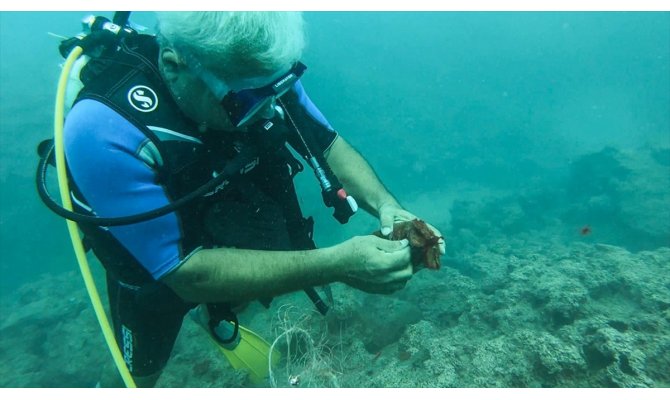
[158, 48, 234, 131]
[158, 48, 276, 131]
[169, 70, 236, 131]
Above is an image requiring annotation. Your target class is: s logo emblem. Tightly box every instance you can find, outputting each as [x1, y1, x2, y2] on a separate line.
[128, 85, 158, 112]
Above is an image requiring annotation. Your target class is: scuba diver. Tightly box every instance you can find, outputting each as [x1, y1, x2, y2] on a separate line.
[37, 12, 445, 387]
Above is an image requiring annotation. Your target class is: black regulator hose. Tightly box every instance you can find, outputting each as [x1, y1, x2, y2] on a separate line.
[36, 140, 257, 227]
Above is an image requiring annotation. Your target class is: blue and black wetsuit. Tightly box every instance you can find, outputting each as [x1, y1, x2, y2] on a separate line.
[64, 34, 337, 377]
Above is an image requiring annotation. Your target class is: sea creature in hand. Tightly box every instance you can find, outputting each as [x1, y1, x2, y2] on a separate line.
[374, 219, 443, 270]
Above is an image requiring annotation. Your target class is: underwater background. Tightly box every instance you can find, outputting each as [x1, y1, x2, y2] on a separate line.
[0, 11, 668, 387]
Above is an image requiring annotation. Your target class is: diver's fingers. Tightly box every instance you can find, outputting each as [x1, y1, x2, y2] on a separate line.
[423, 221, 446, 255]
[438, 238, 446, 255]
[375, 239, 412, 272]
[374, 236, 410, 253]
[387, 264, 413, 283]
[378, 204, 401, 236]
[379, 204, 418, 236]
[392, 209, 418, 222]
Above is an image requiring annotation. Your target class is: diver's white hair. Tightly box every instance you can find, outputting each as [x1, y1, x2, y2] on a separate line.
[156, 11, 305, 80]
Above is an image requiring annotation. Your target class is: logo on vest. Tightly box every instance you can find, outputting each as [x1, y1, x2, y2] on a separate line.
[204, 157, 259, 197]
[127, 85, 158, 113]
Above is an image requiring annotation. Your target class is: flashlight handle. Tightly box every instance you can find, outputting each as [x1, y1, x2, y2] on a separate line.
[322, 187, 358, 224]
[308, 157, 331, 191]
[308, 156, 357, 224]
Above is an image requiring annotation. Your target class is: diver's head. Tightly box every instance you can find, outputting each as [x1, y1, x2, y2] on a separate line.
[155, 12, 306, 130]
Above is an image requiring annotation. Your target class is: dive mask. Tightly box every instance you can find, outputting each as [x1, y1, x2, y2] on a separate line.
[188, 56, 306, 128]
[222, 62, 306, 127]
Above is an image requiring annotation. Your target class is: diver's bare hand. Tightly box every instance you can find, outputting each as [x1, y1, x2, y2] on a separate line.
[378, 203, 446, 255]
[336, 235, 413, 294]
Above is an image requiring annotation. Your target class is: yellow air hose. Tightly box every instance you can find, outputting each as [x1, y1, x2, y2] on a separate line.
[54, 45, 137, 388]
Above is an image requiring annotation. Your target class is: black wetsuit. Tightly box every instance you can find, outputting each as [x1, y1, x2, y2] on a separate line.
[64, 35, 338, 377]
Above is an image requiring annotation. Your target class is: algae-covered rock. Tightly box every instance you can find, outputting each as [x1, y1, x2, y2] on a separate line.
[355, 296, 423, 353]
[582, 326, 654, 387]
[370, 320, 460, 387]
[533, 275, 589, 327]
[521, 330, 586, 380]
[468, 335, 536, 387]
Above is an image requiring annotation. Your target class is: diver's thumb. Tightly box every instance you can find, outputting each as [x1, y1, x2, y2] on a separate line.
[379, 238, 409, 252]
[379, 210, 394, 237]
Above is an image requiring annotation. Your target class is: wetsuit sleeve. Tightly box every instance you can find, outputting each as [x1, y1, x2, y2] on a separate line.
[284, 81, 338, 156]
[64, 99, 183, 280]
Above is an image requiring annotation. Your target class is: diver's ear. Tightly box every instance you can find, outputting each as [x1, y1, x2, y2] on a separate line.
[159, 48, 183, 82]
